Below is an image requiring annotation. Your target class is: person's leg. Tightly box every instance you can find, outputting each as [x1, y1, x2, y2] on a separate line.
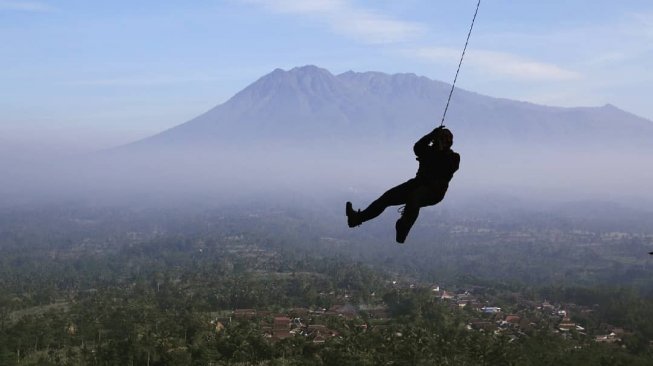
[351, 180, 416, 225]
[394, 186, 424, 243]
[395, 185, 445, 243]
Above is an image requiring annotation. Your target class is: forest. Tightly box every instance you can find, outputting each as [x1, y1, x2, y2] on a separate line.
[0, 204, 652, 365]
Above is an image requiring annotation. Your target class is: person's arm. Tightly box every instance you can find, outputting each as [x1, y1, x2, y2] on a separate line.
[452, 152, 461, 173]
[413, 129, 438, 157]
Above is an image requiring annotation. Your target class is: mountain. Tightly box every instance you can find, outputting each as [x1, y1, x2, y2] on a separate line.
[4, 66, 652, 207]
[125, 65, 653, 150]
[37, 65, 646, 207]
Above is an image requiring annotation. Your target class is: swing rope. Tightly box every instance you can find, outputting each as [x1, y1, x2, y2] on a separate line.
[439, 0, 481, 127]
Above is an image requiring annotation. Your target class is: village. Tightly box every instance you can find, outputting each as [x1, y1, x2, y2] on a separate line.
[2, 205, 652, 364]
[218, 280, 630, 347]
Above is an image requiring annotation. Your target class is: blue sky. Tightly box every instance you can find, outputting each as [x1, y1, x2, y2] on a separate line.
[2, 0, 653, 151]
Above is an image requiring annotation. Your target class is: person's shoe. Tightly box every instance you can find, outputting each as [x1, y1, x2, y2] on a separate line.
[346, 202, 362, 228]
[395, 219, 410, 244]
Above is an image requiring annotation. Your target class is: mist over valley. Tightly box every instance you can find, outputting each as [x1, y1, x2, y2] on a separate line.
[3, 65, 653, 209]
[3, 65, 653, 283]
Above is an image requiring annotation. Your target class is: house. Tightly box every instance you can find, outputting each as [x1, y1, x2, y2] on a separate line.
[214, 321, 225, 333]
[595, 332, 620, 343]
[440, 291, 454, 300]
[273, 316, 291, 330]
[504, 315, 521, 325]
[481, 306, 502, 314]
[271, 316, 292, 341]
[541, 301, 555, 312]
[306, 324, 338, 343]
[233, 309, 257, 319]
[469, 320, 496, 332]
[610, 327, 626, 336]
[272, 330, 292, 341]
[313, 334, 327, 344]
[308, 324, 334, 334]
[456, 291, 473, 301]
[327, 304, 358, 319]
[558, 317, 576, 332]
[292, 317, 304, 328]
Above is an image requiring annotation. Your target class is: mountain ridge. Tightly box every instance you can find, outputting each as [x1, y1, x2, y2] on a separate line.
[12, 66, 651, 206]
[123, 65, 653, 151]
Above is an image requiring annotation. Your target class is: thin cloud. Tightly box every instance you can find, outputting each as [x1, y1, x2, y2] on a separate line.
[523, 89, 601, 108]
[66, 75, 223, 87]
[244, 0, 579, 81]
[478, 11, 653, 65]
[586, 52, 630, 67]
[629, 12, 653, 35]
[242, 0, 424, 44]
[0, 0, 53, 12]
[410, 47, 580, 81]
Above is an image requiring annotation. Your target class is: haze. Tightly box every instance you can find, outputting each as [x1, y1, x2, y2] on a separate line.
[2, 1, 652, 214]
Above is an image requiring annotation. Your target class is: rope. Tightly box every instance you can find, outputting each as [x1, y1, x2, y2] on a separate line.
[440, 0, 481, 127]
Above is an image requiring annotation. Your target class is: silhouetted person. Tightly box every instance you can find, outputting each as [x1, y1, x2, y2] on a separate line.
[346, 126, 460, 243]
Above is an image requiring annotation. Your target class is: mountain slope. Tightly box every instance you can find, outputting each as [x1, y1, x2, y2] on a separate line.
[127, 65, 653, 150]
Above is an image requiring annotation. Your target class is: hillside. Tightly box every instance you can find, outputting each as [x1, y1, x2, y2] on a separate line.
[126, 65, 653, 150]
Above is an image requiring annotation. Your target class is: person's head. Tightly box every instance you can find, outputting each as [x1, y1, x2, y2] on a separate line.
[433, 127, 453, 150]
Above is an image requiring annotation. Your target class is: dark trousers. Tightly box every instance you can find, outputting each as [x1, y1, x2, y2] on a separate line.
[360, 178, 447, 232]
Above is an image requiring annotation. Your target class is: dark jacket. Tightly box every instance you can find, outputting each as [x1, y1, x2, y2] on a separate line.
[413, 132, 460, 185]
